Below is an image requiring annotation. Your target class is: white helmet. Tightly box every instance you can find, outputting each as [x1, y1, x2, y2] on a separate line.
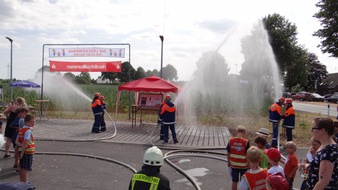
[143, 146, 164, 166]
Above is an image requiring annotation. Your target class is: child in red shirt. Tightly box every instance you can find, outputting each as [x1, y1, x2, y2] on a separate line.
[282, 141, 298, 190]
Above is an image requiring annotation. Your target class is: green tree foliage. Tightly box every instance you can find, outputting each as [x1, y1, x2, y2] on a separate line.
[263, 14, 309, 91]
[306, 52, 328, 92]
[263, 14, 298, 74]
[162, 64, 178, 81]
[313, 0, 338, 57]
[146, 69, 159, 77]
[134, 67, 147, 80]
[63, 72, 75, 82]
[100, 72, 117, 83]
[117, 61, 135, 82]
[75, 72, 91, 84]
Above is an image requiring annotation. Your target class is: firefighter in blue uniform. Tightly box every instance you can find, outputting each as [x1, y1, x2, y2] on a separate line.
[160, 94, 178, 144]
[91, 92, 103, 133]
[269, 97, 284, 148]
[99, 95, 107, 132]
[128, 146, 171, 190]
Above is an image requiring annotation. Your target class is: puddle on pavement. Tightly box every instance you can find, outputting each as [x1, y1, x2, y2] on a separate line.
[175, 167, 209, 186]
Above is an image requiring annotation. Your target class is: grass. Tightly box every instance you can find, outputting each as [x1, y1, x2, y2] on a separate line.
[46, 109, 334, 147]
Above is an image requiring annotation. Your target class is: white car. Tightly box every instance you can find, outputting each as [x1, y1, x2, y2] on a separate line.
[312, 93, 325, 102]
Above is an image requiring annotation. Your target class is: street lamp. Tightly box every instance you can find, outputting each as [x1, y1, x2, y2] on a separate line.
[159, 35, 164, 78]
[5, 37, 13, 102]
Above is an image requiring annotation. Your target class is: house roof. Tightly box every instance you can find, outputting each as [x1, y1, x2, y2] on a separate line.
[322, 73, 338, 89]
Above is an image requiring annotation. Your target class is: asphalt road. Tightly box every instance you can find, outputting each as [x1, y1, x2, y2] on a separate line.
[293, 102, 337, 117]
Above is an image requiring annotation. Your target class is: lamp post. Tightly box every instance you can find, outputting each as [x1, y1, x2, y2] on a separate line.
[159, 35, 164, 78]
[5, 37, 13, 102]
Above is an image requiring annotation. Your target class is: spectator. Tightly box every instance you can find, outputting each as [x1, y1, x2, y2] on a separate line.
[256, 127, 271, 149]
[268, 97, 284, 148]
[128, 146, 170, 190]
[3, 97, 27, 158]
[265, 148, 285, 177]
[239, 146, 268, 190]
[10, 107, 29, 172]
[305, 118, 338, 189]
[282, 141, 298, 190]
[15, 115, 36, 190]
[282, 98, 296, 142]
[159, 94, 178, 144]
[300, 137, 320, 190]
[226, 126, 250, 190]
[254, 136, 269, 169]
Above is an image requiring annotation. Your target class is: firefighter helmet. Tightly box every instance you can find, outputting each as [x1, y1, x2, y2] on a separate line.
[99, 96, 105, 100]
[143, 146, 164, 166]
[165, 94, 171, 100]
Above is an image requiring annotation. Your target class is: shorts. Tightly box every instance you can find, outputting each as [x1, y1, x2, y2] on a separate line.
[20, 154, 33, 171]
[231, 168, 247, 182]
[4, 126, 16, 139]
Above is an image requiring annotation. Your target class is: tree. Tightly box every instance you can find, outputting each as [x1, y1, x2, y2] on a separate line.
[263, 14, 309, 91]
[75, 72, 91, 84]
[145, 69, 159, 77]
[263, 13, 298, 75]
[162, 64, 178, 81]
[101, 72, 118, 83]
[63, 72, 76, 82]
[116, 61, 135, 82]
[313, 0, 338, 57]
[134, 67, 147, 80]
[306, 52, 328, 92]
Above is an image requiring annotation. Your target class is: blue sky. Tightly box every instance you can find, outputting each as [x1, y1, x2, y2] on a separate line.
[0, 0, 335, 81]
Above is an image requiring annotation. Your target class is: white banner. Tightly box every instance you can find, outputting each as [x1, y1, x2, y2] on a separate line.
[49, 48, 125, 58]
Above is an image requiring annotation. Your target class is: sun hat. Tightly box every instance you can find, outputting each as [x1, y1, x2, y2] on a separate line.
[0, 182, 28, 190]
[264, 148, 281, 162]
[256, 128, 270, 137]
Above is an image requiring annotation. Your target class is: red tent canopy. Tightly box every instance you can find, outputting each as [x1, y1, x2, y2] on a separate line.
[115, 76, 179, 117]
[118, 76, 179, 93]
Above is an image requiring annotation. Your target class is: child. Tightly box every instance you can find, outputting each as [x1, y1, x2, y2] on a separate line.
[239, 146, 268, 190]
[283, 141, 298, 190]
[256, 127, 271, 149]
[10, 106, 29, 171]
[266, 172, 289, 190]
[15, 115, 36, 190]
[300, 138, 320, 190]
[226, 126, 250, 190]
[254, 136, 269, 169]
[265, 148, 285, 176]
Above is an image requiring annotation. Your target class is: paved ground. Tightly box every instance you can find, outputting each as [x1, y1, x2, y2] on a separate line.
[0, 118, 308, 190]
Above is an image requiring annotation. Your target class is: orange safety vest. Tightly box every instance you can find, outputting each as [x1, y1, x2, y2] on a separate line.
[18, 127, 35, 154]
[244, 169, 268, 190]
[229, 137, 248, 169]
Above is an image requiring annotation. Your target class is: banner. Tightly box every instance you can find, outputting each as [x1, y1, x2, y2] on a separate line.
[49, 48, 125, 58]
[49, 60, 121, 72]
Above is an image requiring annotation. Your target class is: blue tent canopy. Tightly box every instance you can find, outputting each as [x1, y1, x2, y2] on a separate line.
[10, 80, 40, 88]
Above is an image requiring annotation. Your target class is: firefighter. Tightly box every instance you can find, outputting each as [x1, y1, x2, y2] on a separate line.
[99, 96, 106, 132]
[269, 97, 284, 148]
[159, 94, 178, 144]
[91, 92, 103, 133]
[128, 146, 170, 190]
[282, 98, 296, 142]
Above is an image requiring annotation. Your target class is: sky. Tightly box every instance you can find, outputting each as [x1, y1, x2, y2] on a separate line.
[0, 0, 336, 82]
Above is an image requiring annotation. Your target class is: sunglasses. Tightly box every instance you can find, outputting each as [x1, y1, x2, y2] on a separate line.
[311, 127, 321, 132]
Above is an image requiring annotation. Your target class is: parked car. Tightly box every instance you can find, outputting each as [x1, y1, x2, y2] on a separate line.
[292, 91, 314, 101]
[323, 94, 333, 100]
[283, 92, 291, 98]
[312, 93, 325, 102]
[326, 94, 338, 103]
